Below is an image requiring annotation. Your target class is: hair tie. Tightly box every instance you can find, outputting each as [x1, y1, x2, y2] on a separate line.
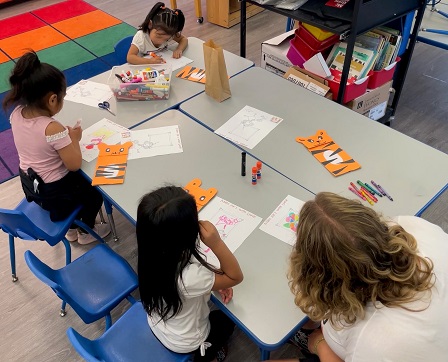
[174, 10, 178, 15]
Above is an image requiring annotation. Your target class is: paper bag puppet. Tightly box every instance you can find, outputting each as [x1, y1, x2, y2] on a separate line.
[203, 40, 231, 102]
[184, 178, 217, 211]
[296, 130, 360, 176]
[92, 142, 133, 186]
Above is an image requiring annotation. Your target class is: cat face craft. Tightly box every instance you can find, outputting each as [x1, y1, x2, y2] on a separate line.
[91, 142, 133, 186]
[184, 178, 217, 211]
[296, 130, 361, 176]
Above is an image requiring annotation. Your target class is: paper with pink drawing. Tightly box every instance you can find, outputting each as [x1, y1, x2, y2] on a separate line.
[259, 195, 306, 245]
[198, 196, 262, 267]
[79, 118, 129, 162]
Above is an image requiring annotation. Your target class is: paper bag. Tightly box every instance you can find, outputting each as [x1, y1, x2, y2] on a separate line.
[91, 142, 133, 186]
[203, 39, 231, 102]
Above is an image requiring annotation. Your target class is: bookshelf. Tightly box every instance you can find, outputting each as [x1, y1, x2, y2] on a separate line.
[239, 0, 427, 125]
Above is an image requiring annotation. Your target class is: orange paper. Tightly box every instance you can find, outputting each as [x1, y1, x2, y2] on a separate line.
[92, 142, 133, 186]
[296, 130, 360, 176]
[176, 65, 207, 83]
[184, 178, 217, 211]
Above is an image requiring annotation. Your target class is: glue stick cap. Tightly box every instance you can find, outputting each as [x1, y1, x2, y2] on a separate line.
[257, 161, 262, 169]
[252, 166, 258, 173]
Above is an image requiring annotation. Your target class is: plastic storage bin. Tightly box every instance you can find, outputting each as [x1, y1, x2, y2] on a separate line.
[291, 27, 337, 60]
[287, 40, 307, 67]
[367, 57, 400, 89]
[301, 23, 336, 41]
[328, 76, 369, 103]
[108, 64, 171, 101]
[294, 23, 339, 52]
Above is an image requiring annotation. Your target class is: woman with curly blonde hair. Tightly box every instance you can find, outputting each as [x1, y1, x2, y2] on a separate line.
[269, 192, 448, 362]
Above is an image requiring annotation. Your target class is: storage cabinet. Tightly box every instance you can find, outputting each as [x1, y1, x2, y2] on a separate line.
[239, 0, 427, 125]
[206, 0, 264, 28]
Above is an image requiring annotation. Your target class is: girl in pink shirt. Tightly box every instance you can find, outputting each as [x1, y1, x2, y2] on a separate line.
[3, 51, 109, 245]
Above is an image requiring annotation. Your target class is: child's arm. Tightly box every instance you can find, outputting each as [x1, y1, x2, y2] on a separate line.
[127, 44, 166, 65]
[172, 34, 188, 59]
[46, 121, 82, 171]
[199, 220, 244, 290]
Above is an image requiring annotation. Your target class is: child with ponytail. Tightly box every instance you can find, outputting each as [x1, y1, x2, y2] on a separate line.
[3, 51, 110, 245]
[127, 2, 188, 64]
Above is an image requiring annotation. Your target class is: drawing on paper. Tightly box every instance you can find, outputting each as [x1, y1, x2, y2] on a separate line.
[210, 208, 243, 240]
[260, 195, 305, 245]
[80, 118, 129, 162]
[122, 125, 183, 160]
[64, 80, 113, 108]
[214, 105, 283, 149]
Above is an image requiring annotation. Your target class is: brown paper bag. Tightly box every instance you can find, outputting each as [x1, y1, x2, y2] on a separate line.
[203, 39, 231, 102]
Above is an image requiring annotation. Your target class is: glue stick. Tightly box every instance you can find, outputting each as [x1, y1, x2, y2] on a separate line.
[252, 167, 257, 185]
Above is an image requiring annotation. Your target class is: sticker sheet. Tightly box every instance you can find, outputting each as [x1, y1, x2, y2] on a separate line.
[214, 105, 283, 149]
[198, 197, 262, 267]
[121, 126, 183, 160]
[80, 118, 129, 162]
[259, 195, 306, 245]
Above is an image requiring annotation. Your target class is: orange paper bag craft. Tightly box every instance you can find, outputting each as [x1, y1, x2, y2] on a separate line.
[184, 178, 217, 211]
[92, 142, 133, 186]
[296, 130, 361, 176]
[176, 66, 206, 83]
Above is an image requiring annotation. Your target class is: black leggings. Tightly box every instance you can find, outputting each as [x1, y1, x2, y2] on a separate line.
[20, 170, 103, 228]
[194, 310, 235, 362]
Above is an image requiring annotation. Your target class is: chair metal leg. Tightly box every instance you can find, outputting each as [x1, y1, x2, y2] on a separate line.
[60, 300, 67, 317]
[103, 199, 119, 242]
[9, 235, 18, 282]
[98, 208, 106, 224]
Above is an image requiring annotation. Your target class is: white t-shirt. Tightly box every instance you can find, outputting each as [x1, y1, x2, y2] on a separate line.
[131, 30, 169, 56]
[147, 255, 215, 353]
[323, 216, 448, 361]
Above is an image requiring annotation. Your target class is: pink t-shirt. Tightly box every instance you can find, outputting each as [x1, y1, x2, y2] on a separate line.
[10, 106, 72, 183]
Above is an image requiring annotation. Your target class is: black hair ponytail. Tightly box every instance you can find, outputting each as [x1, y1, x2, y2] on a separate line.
[139, 2, 185, 35]
[3, 50, 66, 112]
[172, 9, 185, 33]
[139, 2, 166, 33]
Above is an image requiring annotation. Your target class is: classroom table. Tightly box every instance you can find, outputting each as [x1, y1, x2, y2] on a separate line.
[57, 37, 253, 130]
[179, 67, 448, 218]
[76, 109, 314, 360]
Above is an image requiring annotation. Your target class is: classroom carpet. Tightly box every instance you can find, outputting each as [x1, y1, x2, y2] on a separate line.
[0, 0, 136, 184]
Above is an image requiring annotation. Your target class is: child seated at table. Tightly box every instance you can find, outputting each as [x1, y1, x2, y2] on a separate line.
[127, 2, 188, 64]
[136, 185, 244, 361]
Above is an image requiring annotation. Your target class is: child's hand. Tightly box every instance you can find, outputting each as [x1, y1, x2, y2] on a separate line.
[172, 49, 183, 59]
[199, 220, 221, 249]
[67, 125, 82, 142]
[149, 55, 166, 64]
[218, 288, 233, 304]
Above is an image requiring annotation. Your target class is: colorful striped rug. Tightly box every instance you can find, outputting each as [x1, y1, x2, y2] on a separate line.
[0, 0, 136, 183]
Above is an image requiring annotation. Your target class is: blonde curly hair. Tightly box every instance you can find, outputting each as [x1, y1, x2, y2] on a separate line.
[288, 192, 434, 326]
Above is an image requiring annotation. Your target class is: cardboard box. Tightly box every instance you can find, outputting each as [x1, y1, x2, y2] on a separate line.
[283, 66, 331, 98]
[346, 80, 393, 121]
[261, 30, 295, 76]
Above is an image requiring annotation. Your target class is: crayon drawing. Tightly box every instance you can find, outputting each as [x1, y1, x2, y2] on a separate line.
[215, 105, 283, 149]
[80, 118, 129, 162]
[64, 80, 113, 108]
[260, 195, 306, 245]
[121, 125, 183, 160]
[145, 48, 193, 71]
[198, 196, 262, 267]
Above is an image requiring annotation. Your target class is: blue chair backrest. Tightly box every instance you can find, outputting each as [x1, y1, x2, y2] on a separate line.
[114, 35, 133, 65]
[0, 208, 42, 241]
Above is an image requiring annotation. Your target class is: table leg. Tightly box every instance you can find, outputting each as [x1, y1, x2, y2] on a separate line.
[260, 349, 271, 360]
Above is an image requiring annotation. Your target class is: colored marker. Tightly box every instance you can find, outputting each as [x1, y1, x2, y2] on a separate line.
[241, 152, 246, 176]
[360, 189, 374, 205]
[115, 74, 125, 83]
[349, 187, 364, 201]
[256, 161, 262, 179]
[364, 182, 382, 197]
[251, 167, 257, 185]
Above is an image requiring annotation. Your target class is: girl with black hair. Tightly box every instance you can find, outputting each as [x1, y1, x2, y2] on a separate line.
[3, 51, 110, 245]
[127, 2, 188, 64]
[137, 186, 244, 362]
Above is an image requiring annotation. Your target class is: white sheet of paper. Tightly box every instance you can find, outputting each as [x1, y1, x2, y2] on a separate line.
[145, 49, 193, 71]
[259, 195, 306, 245]
[64, 80, 113, 108]
[121, 125, 183, 160]
[80, 118, 129, 162]
[198, 196, 262, 268]
[214, 105, 283, 149]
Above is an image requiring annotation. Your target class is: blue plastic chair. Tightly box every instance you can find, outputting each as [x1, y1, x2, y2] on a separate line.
[114, 35, 133, 65]
[67, 301, 193, 362]
[25, 243, 138, 329]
